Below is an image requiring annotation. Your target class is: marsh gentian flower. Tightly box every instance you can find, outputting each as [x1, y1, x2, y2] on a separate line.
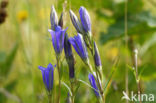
[50, 6, 58, 30]
[79, 6, 91, 33]
[88, 73, 100, 97]
[69, 10, 83, 33]
[69, 33, 89, 64]
[48, 26, 67, 56]
[64, 34, 75, 78]
[94, 42, 102, 67]
[38, 63, 54, 92]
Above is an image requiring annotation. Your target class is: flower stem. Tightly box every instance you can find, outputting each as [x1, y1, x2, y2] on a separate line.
[48, 94, 52, 103]
[71, 82, 75, 103]
[56, 57, 61, 103]
[124, 0, 129, 103]
[134, 49, 142, 103]
[101, 94, 105, 103]
[87, 63, 94, 74]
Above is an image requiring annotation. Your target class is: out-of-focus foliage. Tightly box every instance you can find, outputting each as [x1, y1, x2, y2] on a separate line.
[100, 11, 156, 44]
[99, 0, 156, 44]
[0, 43, 18, 77]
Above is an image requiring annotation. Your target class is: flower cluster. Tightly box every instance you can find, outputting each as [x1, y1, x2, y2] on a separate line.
[69, 7, 103, 98]
[38, 5, 104, 102]
[70, 6, 93, 49]
[38, 6, 68, 96]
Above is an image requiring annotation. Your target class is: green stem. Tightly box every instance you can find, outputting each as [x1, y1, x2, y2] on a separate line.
[71, 82, 75, 103]
[134, 49, 142, 103]
[124, 0, 129, 103]
[101, 94, 105, 103]
[56, 57, 61, 103]
[87, 63, 94, 74]
[48, 94, 52, 103]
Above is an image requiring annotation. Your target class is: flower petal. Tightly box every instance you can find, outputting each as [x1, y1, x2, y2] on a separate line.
[69, 37, 81, 56]
[48, 29, 58, 53]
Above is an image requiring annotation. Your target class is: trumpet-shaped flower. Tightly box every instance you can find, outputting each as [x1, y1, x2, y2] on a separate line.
[88, 73, 100, 97]
[69, 33, 89, 64]
[48, 26, 67, 56]
[38, 63, 54, 92]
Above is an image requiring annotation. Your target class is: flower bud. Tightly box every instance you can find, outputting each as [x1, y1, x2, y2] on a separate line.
[58, 12, 63, 28]
[64, 34, 75, 78]
[94, 42, 102, 67]
[79, 6, 91, 33]
[50, 5, 58, 30]
[69, 33, 89, 65]
[79, 6, 93, 50]
[69, 10, 83, 33]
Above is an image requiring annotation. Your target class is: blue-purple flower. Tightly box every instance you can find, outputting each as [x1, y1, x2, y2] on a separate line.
[38, 63, 54, 92]
[48, 26, 67, 56]
[88, 73, 100, 97]
[94, 42, 102, 67]
[69, 33, 89, 64]
[79, 6, 91, 33]
[64, 34, 75, 78]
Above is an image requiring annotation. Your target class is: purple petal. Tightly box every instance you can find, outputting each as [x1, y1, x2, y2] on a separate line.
[69, 37, 81, 56]
[38, 66, 46, 71]
[76, 34, 88, 59]
[48, 29, 58, 53]
[79, 6, 91, 32]
[55, 26, 61, 31]
[55, 31, 61, 53]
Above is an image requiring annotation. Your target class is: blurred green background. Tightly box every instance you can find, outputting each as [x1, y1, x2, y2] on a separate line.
[0, 0, 156, 103]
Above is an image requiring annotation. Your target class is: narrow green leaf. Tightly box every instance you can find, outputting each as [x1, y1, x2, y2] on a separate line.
[62, 82, 72, 96]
